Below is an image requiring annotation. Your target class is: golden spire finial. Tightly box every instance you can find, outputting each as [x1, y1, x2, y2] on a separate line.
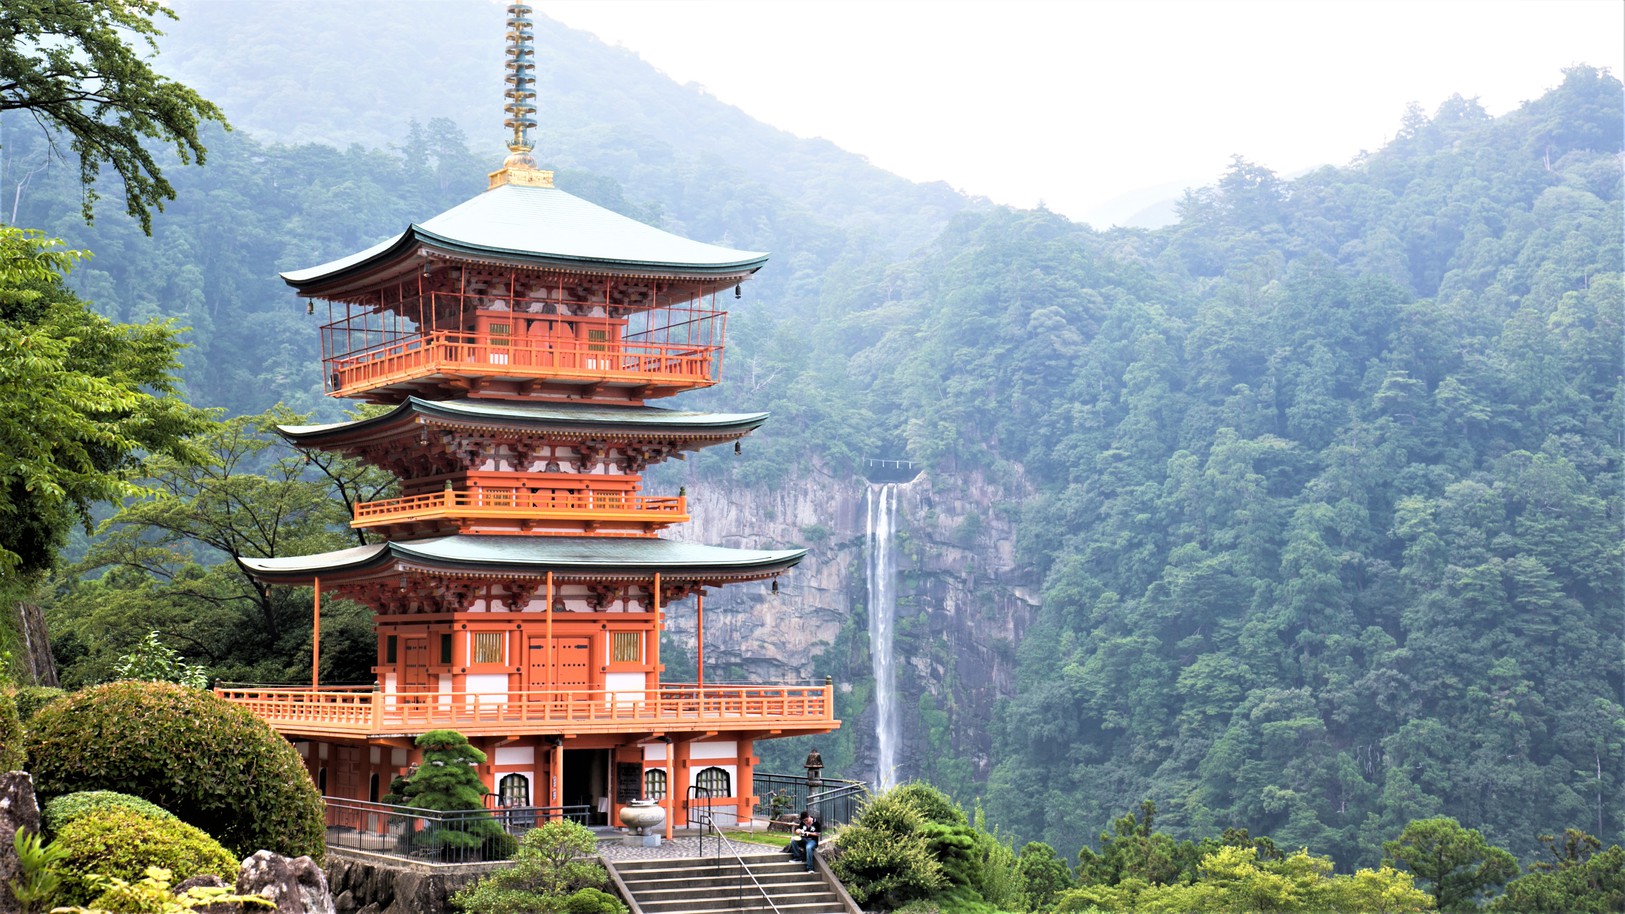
[491, 3, 553, 189]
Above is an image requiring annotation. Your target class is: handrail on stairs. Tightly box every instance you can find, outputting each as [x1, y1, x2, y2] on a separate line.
[714, 838, 785, 914]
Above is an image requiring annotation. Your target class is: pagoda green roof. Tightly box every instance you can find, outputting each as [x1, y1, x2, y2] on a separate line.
[279, 397, 768, 445]
[282, 182, 768, 291]
[239, 535, 805, 584]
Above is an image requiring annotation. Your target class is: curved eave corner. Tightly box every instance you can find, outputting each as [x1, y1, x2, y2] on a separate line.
[237, 543, 391, 584]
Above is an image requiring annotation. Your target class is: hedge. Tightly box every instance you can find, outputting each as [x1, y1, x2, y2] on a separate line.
[25, 681, 325, 861]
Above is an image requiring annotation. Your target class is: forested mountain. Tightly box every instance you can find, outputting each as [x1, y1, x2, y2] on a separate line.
[2, 0, 1618, 877]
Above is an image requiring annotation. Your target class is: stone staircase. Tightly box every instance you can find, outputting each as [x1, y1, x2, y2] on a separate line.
[607, 852, 850, 914]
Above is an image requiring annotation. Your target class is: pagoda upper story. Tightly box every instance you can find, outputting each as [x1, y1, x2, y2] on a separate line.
[283, 169, 767, 406]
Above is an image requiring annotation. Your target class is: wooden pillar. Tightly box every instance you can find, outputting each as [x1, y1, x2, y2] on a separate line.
[663, 740, 674, 841]
[550, 739, 563, 810]
[652, 573, 662, 682]
[737, 739, 755, 827]
[696, 590, 704, 692]
[545, 572, 554, 693]
[311, 576, 322, 689]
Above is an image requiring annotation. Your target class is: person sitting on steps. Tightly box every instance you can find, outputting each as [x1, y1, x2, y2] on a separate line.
[791, 810, 821, 872]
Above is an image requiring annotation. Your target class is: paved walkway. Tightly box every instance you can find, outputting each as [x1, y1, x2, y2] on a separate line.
[594, 830, 786, 862]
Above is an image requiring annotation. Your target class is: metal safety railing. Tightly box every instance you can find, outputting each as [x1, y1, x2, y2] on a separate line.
[323, 797, 590, 864]
[754, 772, 868, 827]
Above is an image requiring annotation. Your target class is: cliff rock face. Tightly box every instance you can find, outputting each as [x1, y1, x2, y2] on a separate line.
[669, 461, 1039, 788]
[7, 603, 57, 687]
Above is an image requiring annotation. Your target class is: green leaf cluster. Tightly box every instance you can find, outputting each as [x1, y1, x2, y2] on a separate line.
[48, 806, 237, 906]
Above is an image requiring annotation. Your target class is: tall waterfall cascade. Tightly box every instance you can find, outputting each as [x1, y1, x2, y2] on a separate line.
[865, 483, 900, 791]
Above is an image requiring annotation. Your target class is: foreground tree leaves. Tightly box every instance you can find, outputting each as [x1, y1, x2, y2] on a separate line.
[0, 0, 228, 231]
[0, 226, 210, 581]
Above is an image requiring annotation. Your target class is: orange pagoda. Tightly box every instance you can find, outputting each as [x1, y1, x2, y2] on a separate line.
[221, 4, 836, 835]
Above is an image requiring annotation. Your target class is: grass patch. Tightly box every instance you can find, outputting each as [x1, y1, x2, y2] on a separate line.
[723, 829, 793, 848]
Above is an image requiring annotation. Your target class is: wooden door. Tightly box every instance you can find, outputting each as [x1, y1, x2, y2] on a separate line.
[402, 637, 428, 701]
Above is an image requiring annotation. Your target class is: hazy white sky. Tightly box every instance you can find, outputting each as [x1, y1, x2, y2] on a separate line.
[538, 0, 1624, 226]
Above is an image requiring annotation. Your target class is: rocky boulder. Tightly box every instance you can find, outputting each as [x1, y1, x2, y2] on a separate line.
[0, 771, 43, 914]
[238, 851, 336, 914]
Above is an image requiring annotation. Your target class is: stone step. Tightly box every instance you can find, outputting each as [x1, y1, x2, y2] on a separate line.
[635, 901, 844, 914]
[608, 853, 847, 914]
[617, 869, 815, 887]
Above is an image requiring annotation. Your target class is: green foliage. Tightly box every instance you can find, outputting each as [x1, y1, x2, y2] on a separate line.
[1076, 801, 1200, 888]
[1383, 817, 1519, 912]
[0, 227, 211, 581]
[50, 807, 238, 906]
[0, 688, 22, 770]
[891, 782, 969, 826]
[11, 686, 65, 723]
[1015, 842, 1074, 911]
[451, 820, 621, 914]
[53, 866, 273, 914]
[9, 828, 68, 914]
[1055, 846, 1432, 913]
[111, 632, 208, 688]
[43, 791, 177, 836]
[51, 406, 385, 687]
[24, 681, 324, 862]
[0, 0, 228, 231]
[1490, 832, 1625, 913]
[396, 730, 509, 860]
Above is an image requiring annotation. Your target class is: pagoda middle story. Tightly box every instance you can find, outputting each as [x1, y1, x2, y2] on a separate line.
[224, 7, 838, 832]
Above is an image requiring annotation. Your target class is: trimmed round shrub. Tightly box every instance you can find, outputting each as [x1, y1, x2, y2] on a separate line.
[24, 681, 324, 861]
[13, 685, 67, 723]
[52, 805, 239, 905]
[44, 790, 177, 836]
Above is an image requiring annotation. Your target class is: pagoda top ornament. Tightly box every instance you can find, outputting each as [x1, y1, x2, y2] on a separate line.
[491, 3, 553, 189]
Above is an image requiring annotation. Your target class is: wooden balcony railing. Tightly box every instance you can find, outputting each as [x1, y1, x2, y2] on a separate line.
[324, 331, 717, 397]
[351, 487, 687, 531]
[215, 682, 837, 739]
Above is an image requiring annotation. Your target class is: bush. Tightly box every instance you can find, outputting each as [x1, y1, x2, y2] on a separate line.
[24, 681, 324, 861]
[44, 791, 177, 836]
[560, 887, 627, 914]
[452, 820, 617, 914]
[51, 806, 239, 905]
[13, 686, 67, 723]
[890, 783, 967, 826]
[0, 689, 22, 771]
[830, 821, 945, 908]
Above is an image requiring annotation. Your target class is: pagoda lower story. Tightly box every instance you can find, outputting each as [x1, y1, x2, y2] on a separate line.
[234, 534, 835, 833]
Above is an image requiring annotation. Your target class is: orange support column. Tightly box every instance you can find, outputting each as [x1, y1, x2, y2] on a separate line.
[311, 576, 322, 689]
[737, 739, 755, 827]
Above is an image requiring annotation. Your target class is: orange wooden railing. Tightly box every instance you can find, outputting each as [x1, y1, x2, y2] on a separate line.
[351, 488, 687, 529]
[214, 682, 836, 738]
[324, 331, 717, 395]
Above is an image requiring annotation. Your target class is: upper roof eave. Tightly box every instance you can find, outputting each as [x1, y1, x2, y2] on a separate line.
[276, 398, 771, 446]
[280, 183, 770, 296]
[238, 536, 806, 585]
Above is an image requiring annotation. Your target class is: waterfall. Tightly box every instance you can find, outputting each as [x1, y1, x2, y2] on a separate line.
[866, 483, 900, 790]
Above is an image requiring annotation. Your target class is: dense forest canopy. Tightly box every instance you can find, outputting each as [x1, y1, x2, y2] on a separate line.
[0, 0, 1618, 881]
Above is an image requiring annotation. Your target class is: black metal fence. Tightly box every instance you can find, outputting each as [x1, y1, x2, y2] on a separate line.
[752, 773, 868, 827]
[324, 797, 591, 864]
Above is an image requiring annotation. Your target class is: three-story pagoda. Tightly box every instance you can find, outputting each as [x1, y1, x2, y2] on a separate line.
[221, 5, 836, 834]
